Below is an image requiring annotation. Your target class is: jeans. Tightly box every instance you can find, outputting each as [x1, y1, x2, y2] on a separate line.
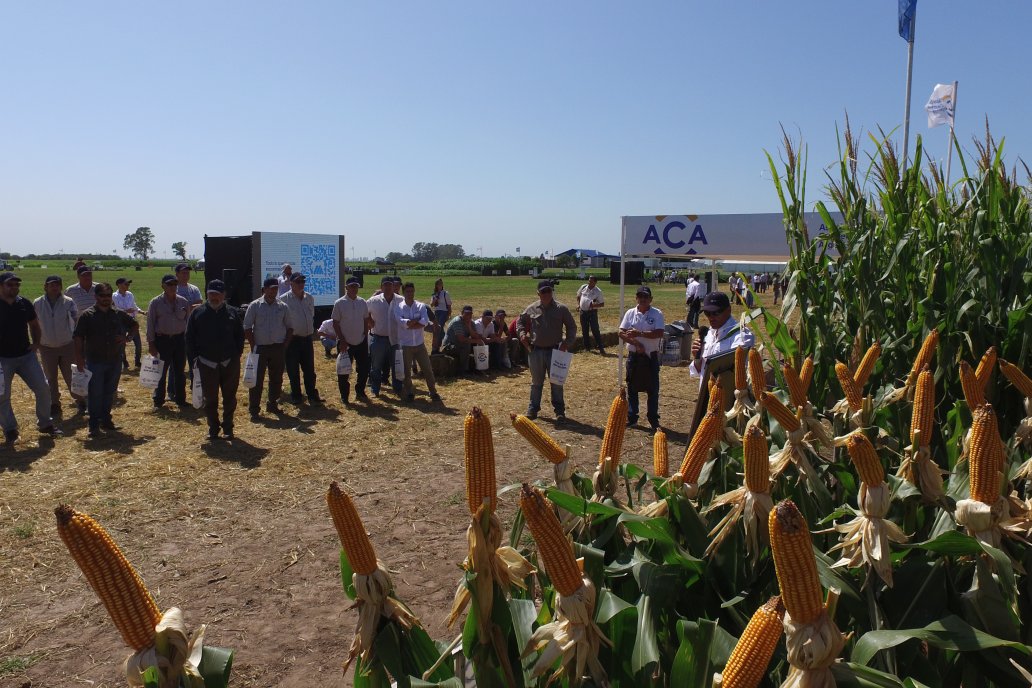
[368, 334, 402, 394]
[687, 298, 701, 328]
[153, 334, 186, 405]
[85, 360, 120, 432]
[626, 352, 660, 427]
[0, 351, 53, 433]
[432, 310, 449, 353]
[285, 335, 318, 400]
[39, 342, 82, 408]
[527, 347, 564, 415]
[402, 343, 438, 397]
[320, 336, 337, 356]
[199, 358, 239, 434]
[579, 309, 603, 351]
[337, 338, 370, 402]
[249, 342, 285, 411]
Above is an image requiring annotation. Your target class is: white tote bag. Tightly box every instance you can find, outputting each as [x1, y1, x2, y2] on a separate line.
[191, 366, 204, 408]
[242, 352, 260, 389]
[473, 344, 490, 371]
[548, 349, 574, 386]
[336, 351, 352, 375]
[394, 348, 407, 381]
[138, 357, 165, 389]
[70, 364, 92, 397]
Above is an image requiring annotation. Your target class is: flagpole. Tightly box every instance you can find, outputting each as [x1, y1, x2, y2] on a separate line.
[945, 80, 958, 187]
[901, 5, 916, 177]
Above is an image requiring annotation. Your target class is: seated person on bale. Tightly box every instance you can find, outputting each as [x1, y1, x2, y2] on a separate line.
[442, 305, 485, 376]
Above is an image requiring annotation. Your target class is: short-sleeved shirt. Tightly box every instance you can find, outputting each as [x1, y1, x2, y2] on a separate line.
[576, 284, 604, 312]
[444, 316, 474, 347]
[619, 306, 665, 355]
[367, 293, 401, 344]
[74, 307, 138, 363]
[330, 295, 369, 346]
[430, 289, 452, 312]
[279, 290, 316, 336]
[0, 296, 37, 357]
[176, 282, 203, 306]
[146, 294, 190, 341]
[64, 283, 97, 318]
[243, 297, 291, 346]
[474, 320, 495, 340]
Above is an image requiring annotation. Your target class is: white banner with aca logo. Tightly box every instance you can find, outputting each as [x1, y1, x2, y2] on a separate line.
[620, 212, 839, 259]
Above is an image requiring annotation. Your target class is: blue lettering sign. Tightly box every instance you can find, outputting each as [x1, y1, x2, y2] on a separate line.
[663, 221, 686, 248]
[642, 224, 661, 244]
[688, 224, 708, 245]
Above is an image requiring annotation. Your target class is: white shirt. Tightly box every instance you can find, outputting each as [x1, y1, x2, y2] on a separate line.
[619, 306, 665, 355]
[474, 319, 495, 341]
[367, 292, 401, 344]
[685, 280, 698, 301]
[279, 289, 316, 336]
[396, 300, 429, 347]
[318, 319, 337, 339]
[575, 284, 604, 312]
[430, 289, 452, 312]
[112, 290, 140, 316]
[330, 295, 368, 346]
[277, 274, 292, 296]
[695, 277, 709, 300]
[689, 316, 754, 381]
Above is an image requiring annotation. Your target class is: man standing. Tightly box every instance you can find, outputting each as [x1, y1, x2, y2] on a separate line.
[113, 277, 144, 370]
[689, 292, 755, 385]
[243, 278, 292, 419]
[146, 275, 190, 409]
[277, 264, 293, 296]
[516, 281, 577, 422]
[186, 280, 245, 441]
[443, 306, 484, 376]
[396, 282, 441, 402]
[366, 276, 402, 396]
[619, 286, 665, 430]
[331, 277, 372, 405]
[65, 265, 96, 318]
[1, 272, 61, 445]
[280, 273, 321, 405]
[174, 263, 203, 310]
[686, 273, 708, 329]
[33, 275, 83, 417]
[74, 283, 139, 438]
[575, 275, 605, 354]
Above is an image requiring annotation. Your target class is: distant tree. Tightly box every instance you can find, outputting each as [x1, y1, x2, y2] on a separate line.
[411, 242, 439, 262]
[123, 227, 156, 261]
[171, 241, 188, 260]
[437, 243, 466, 259]
[384, 251, 411, 263]
[556, 254, 576, 268]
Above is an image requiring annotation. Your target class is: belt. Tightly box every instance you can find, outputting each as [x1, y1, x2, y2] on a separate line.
[533, 345, 557, 350]
[155, 333, 184, 338]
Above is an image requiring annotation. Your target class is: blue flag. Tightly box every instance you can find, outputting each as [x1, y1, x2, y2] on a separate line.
[899, 0, 916, 42]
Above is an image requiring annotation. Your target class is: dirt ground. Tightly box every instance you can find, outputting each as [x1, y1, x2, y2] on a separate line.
[0, 333, 713, 686]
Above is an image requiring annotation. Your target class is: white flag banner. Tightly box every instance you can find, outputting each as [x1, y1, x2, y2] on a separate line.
[925, 83, 956, 128]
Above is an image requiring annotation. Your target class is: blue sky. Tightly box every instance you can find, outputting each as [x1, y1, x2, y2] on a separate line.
[2, 1, 1029, 260]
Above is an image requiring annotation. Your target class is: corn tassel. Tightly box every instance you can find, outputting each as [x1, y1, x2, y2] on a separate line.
[960, 361, 985, 409]
[975, 346, 997, 389]
[748, 348, 764, 400]
[464, 407, 496, 515]
[599, 389, 628, 467]
[653, 428, 669, 478]
[714, 597, 785, 688]
[853, 342, 881, 388]
[761, 392, 800, 432]
[327, 482, 378, 576]
[836, 361, 863, 412]
[511, 413, 566, 464]
[1001, 359, 1032, 399]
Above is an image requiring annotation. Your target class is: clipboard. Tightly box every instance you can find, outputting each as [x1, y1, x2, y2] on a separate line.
[687, 348, 738, 441]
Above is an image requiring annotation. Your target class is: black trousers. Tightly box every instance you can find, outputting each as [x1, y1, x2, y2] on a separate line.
[579, 309, 603, 351]
[199, 358, 240, 433]
[285, 334, 318, 400]
[153, 334, 186, 404]
[337, 338, 370, 402]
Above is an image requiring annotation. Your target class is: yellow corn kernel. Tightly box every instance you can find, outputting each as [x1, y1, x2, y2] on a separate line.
[511, 413, 566, 464]
[836, 361, 863, 412]
[680, 410, 722, 483]
[853, 342, 881, 388]
[910, 368, 934, 447]
[464, 407, 497, 515]
[769, 500, 824, 625]
[845, 432, 885, 486]
[799, 356, 814, 391]
[519, 484, 583, 597]
[959, 361, 985, 409]
[55, 505, 161, 651]
[783, 362, 806, 408]
[326, 481, 378, 576]
[969, 404, 1004, 504]
[599, 389, 629, 467]
[653, 428, 669, 478]
[743, 425, 771, 493]
[708, 379, 726, 414]
[749, 348, 765, 400]
[1000, 359, 1032, 399]
[905, 329, 939, 390]
[735, 346, 748, 391]
[720, 596, 786, 688]
[761, 392, 801, 432]
[975, 347, 997, 389]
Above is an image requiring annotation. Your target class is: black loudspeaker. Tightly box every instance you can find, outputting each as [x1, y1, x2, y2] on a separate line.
[351, 270, 364, 288]
[204, 235, 253, 307]
[222, 269, 238, 305]
[610, 261, 644, 285]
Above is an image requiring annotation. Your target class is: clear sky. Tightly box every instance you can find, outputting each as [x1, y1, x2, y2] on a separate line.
[2, 1, 1028, 260]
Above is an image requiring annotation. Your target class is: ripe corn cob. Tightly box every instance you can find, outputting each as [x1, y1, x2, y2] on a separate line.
[959, 361, 985, 409]
[464, 407, 496, 515]
[680, 410, 722, 483]
[598, 389, 628, 467]
[835, 362, 863, 412]
[853, 342, 881, 388]
[1000, 359, 1032, 399]
[969, 405, 1004, 504]
[905, 329, 939, 390]
[975, 347, 997, 389]
[653, 428, 669, 478]
[735, 346, 748, 391]
[511, 413, 566, 464]
[761, 392, 800, 432]
[799, 356, 814, 391]
[769, 500, 823, 625]
[749, 348, 765, 399]
[519, 484, 582, 597]
[55, 505, 161, 651]
[784, 362, 806, 408]
[743, 425, 770, 493]
[327, 481, 378, 576]
[720, 596, 786, 688]
[845, 432, 885, 486]
[910, 368, 934, 447]
[708, 379, 726, 413]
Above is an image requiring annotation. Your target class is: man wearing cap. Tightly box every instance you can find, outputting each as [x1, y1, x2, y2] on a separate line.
[395, 282, 441, 402]
[243, 278, 293, 418]
[277, 264, 293, 296]
[575, 275, 606, 355]
[65, 265, 97, 318]
[685, 273, 708, 329]
[186, 280, 245, 441]
[619, 286, 665, 430]
[146, 275, 191, 408]
[280, 272, 321, 405]
[34, 275, 84, 417]
[443, 306, 485, 376]
[516, 280, 577, 421]
[113, 277, 144, 370]
[689, 291, 755, 384]
[1, 272, 62, 445]
[331, 277, 372, 404]
[366, 276, 403, 396]
[174, 263, 203, 310]
[74, 282, 139, 438]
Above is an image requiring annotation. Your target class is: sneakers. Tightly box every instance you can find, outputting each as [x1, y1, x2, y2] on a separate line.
[223, 427, 235, 440]
[50, 403, 62, 417]
[526, 410, 538, 420]
[250, 411, 261, 423]
[39, 425, 64, 437]
[3, 429, 18, 446]
[355, 392, 370, 402]
[100, 420, 120, 432]
[87, 428, 101, 440]
[429, 393, 442, 402]
[626, 417, 638, 427]
[267, 403, 282, 415]
[555, 414, 567, 424]
[207, 430, 221, 442]
[309, 394, 323, 405]
[290, 394, 304, 405]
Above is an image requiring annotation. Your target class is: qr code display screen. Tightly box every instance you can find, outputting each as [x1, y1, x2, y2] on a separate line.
[300, 243, 337, 298]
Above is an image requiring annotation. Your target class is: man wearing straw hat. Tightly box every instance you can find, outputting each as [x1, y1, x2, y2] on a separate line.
[516, 280, 577, 423]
